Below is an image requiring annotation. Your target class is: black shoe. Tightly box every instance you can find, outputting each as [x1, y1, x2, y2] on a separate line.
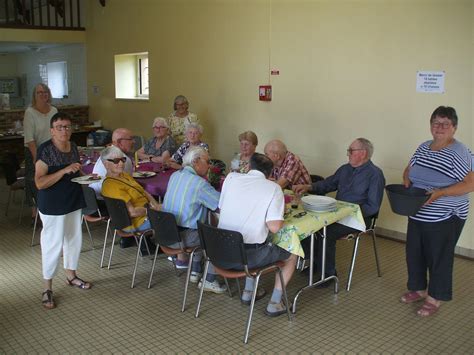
[120, 237, 135, 249]
[315, 271, 338, 289]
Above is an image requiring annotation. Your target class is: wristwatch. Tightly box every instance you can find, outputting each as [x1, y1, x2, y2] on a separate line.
[149, 156, 153, 162]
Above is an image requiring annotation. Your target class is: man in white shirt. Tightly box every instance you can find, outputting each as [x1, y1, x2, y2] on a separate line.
[218, 153, 297, 317]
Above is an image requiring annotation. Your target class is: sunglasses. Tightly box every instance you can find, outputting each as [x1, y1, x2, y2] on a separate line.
[293, 211, 307, 218]
[107, 157, 127, 164]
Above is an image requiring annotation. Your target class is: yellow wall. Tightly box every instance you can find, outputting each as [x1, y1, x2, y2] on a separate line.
[83, 0, 472, 251]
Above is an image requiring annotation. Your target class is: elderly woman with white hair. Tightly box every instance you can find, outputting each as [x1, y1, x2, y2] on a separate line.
[100, 146, 160, 253]
[168, 95, 199, 146]
[168, 123, 209, 170]
[137, 117, 177, 163]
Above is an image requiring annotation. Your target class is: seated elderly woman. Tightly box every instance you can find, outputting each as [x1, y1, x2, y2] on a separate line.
[136, 117, 177, 163]
[232, 130, 258, 173]
[168, 123, 209, 170]
[100, 145, 161, 253]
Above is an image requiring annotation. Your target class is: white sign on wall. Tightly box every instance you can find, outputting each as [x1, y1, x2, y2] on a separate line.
[416, 71, 445, 93]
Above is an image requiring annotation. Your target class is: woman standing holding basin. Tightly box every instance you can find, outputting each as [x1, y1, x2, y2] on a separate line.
[168, 95, 199, 146]
[401, 106, 474, 317]
[136, 117, 177, 163]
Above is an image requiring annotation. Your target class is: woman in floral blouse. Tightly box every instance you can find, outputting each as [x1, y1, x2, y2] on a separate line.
[168, 123, 208, 169]
[137, 117, 177, 163]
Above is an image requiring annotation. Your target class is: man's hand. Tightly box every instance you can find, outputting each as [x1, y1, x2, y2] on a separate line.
[293, 184, 311, 195]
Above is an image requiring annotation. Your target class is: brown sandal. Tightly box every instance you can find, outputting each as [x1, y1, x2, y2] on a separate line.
[417, 301, 440, 317]
[400, 291, 425, 304]
[42, 290, 55, 309]
[66, 276, 92, 289]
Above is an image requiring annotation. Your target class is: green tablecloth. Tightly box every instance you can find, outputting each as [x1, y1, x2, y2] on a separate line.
[271, 201, 366, 258]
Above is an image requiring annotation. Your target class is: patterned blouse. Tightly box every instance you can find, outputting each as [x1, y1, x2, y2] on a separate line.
[171, 141, 209, 165]
[143, 136, 177, 157]
[168, 112, 199, 146]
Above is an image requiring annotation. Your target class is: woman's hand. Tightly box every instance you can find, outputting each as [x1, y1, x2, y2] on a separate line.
[63, 162, 81, 175]
[403, 166, 411, 188]
[425, 189, 444, 205]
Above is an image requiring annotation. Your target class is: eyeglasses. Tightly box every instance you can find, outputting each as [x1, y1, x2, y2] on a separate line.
[347, 148, 365, 154]
[118, 137, 134, 142]
[431, 121, 452, 129]
[153, 126, 167, 130]
[106, 157, 127, 164]
[36, 91, 49, 95]
[200, 158, 210, 165]
[53, 125, 72, 131]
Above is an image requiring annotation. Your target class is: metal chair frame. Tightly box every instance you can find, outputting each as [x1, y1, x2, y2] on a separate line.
[147, 208, 199, 312]
[195, 221, 292, 344]
[102, 196, 154, 288]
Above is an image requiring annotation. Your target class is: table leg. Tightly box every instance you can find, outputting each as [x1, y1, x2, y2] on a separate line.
[291, 226, 339, 314]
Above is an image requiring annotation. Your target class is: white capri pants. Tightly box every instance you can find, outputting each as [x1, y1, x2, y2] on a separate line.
[40, 209, 83, 280]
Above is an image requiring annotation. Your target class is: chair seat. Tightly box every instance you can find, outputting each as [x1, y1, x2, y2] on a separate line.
[84, 215, 107, 223]
[160, 245, 196, 256]
[11, 179, 25, 190]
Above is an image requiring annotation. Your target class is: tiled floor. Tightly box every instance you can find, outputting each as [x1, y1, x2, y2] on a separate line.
[0, 190, 473, 353]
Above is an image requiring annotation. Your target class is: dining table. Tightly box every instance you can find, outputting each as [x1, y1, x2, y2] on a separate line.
[271, 199, 366, 313]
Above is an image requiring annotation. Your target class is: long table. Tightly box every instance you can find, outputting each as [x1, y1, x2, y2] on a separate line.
[271, 200, 366, 313]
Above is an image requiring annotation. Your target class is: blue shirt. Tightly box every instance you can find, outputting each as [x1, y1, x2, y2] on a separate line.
[162, 165, 220, 229]
[409, 140, 472, 222]
[311, 160, 385, 217]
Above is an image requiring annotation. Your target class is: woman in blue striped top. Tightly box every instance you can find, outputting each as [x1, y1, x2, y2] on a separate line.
[401, 106, 474, 317]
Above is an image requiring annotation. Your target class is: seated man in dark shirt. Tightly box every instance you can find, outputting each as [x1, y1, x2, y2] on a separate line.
[293, 137, 385, 279]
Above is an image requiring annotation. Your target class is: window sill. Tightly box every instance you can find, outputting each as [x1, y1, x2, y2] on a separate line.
[115, 97, 149, 101]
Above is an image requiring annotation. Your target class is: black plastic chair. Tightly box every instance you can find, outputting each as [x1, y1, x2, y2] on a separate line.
[81, 185, 111, 251]
[1, 153, 25, 223]
[195, 221, 292, 344]
[339, 214, 381, 291]
[147, 208, 200, 312]
[103, 196, 154, 288]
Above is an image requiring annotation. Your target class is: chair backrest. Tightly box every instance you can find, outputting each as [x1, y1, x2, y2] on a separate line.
[367, 213, 378, 230]
[197, 221, 247, 269]
[1, 153, 20, 186]
[81, 185, 100, 216]
[132, 136, 144, 152]
[103, 196, 132, 231]
[147, 208, 182, 247]
[310, 174, 324, 183]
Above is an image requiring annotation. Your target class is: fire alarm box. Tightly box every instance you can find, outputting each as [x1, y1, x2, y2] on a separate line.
[259, 85, 272, 101]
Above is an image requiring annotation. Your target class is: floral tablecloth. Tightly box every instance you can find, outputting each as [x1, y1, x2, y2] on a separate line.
[271, 201, 366, 258]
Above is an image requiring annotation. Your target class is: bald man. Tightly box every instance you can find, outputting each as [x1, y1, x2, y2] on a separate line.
[264, 139, 311, 189]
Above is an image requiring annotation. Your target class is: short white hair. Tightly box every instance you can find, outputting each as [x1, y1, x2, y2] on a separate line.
[182, 146, 207, 167]
[152, 117, 168, 128]
[185, 123, 203, 134]
[100, 145, 125, 163]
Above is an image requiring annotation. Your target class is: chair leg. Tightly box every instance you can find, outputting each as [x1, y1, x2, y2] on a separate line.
[131, 235, 144, 288]
[371, 230, 382, 277]
[5, 189, 12, 216]
[278, 268, 292, 321]
[100, 220, 111, 268]
[195, 260, 210, 318]
[82, 216, 95, 250]
[243, 275, 260, 344]
[346, 236, 360, 291]
[18, 190, 25, 224]
[147, 243, 161, 289]
[31, 210, 40, 247]
[107, 230, 117, 269]
[181, 248, 196, 312]
[224, 277, 233, 297]
[235, 278, 242, 296]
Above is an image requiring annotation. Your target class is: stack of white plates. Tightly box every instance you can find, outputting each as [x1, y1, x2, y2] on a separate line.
[301, 195, 337, 212]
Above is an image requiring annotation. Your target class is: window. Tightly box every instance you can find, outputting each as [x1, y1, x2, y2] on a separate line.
[114, 52, 149, 100]
[38, 61, 69, 98]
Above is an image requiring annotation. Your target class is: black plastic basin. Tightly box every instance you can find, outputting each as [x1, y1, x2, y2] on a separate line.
[385, 184, 429, 216]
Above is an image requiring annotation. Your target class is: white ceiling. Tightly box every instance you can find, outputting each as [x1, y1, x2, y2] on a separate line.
[0, 41, 63, 54]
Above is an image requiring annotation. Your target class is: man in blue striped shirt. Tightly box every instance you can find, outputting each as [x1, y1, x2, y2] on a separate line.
[162, 146, 226, 293]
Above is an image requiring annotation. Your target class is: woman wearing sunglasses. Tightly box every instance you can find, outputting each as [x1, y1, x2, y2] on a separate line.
[35, 112, 91, 310]
[101, 146, 161, 237]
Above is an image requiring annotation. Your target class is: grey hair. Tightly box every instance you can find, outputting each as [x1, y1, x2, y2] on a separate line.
[173, 95, 189, 110]
[152, 117, 168, 128]
[185, 122, 203, 134]
[100, 145, 125, 163]
[182, 146, 207, 167]
[356, 137, 374, 159]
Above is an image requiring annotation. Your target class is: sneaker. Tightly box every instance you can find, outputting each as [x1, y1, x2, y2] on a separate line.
[264, 301, 288, 317]
[189, 271, 202, 283]
[175, 259, 189, 269]
[198, 279, 227, 294]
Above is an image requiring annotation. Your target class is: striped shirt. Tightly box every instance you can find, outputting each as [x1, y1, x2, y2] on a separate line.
[409, 140, 473, 222]
[162, 166, 220, 229]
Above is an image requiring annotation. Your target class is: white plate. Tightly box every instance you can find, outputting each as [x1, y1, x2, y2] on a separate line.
[71, 175, 103, 184]
[133, 171, 157, 178]
[301, 195, 336, 206]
